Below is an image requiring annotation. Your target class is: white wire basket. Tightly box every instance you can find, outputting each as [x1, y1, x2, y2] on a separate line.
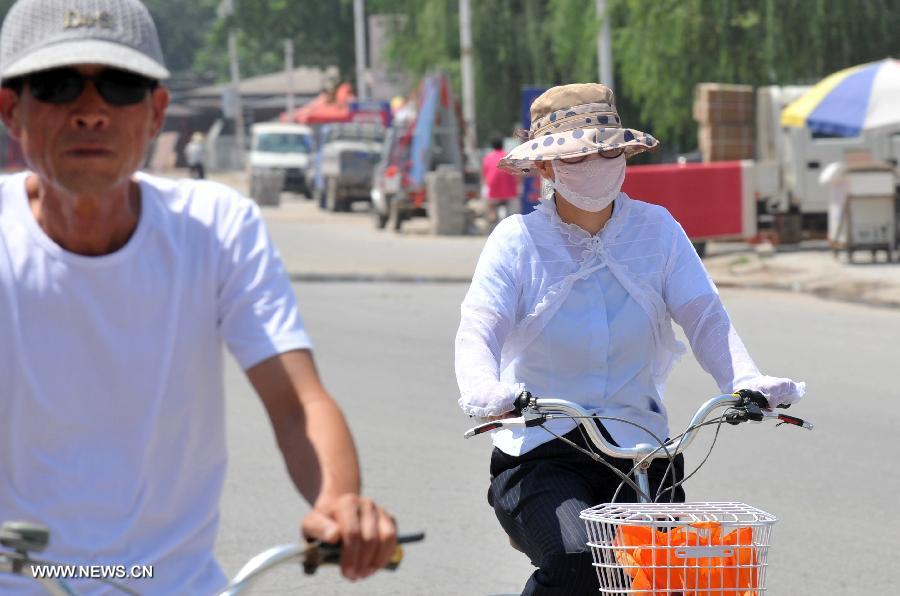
[581, 502, 776, 594]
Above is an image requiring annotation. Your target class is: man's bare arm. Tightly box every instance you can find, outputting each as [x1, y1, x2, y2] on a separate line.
[246, 349, 396, 580]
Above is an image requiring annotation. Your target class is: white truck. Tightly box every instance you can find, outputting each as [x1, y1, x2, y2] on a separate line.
[627, 84, 900, 252]
[755, 85, 900, 238]
[248, 122, 314, 203]
[316, 122, 385, 212]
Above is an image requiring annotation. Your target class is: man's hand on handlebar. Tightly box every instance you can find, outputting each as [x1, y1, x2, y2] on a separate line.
[301, 493, 397, 581]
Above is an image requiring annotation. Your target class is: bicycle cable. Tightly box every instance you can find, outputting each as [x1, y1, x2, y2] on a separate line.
[549, 413, 679, 502]
[536, 409, 737, 504]
[534, 422, 652, 502]
[661, 412, 733, 497]
[642, 414, 736, 502]
[535, 413, 678, 503]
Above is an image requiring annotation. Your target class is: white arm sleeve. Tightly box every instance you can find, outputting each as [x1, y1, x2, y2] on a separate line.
[454, 222, 525, 417]
[663, 214, 805, 406]
[672, 294, 806, 406]
[671, 294, 761, 393]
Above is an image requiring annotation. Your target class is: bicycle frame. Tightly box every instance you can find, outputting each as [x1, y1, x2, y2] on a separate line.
[218, 543, 306, 596]
[0, 553, 138, 595]
[1, 528, 424, 596]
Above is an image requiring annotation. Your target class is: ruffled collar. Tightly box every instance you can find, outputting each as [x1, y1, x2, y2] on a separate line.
[534, 192, 630, 247]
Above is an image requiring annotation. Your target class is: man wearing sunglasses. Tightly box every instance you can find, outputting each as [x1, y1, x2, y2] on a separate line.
[0, 0, 397, 593]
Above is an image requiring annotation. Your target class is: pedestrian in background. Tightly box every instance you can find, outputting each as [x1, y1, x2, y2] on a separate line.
[184, 130, 206, 179]
[481, 133, 519, 229]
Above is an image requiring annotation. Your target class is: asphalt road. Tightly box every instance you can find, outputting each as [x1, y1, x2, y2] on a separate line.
[215, 280, 900, 595]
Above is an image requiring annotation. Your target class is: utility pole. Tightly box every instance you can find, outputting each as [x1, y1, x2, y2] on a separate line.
[459, 0, 477, 164]
[353, 0, 368, 100]
[595, 0, 614, 89]
[221, 0, 245, 165]
[285, 39, 295, 115]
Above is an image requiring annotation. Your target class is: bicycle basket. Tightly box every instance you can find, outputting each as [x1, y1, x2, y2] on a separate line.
[580, 502, 776, 595]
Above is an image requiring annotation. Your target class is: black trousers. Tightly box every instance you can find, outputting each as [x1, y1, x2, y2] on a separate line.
[488, 423, 686, 595]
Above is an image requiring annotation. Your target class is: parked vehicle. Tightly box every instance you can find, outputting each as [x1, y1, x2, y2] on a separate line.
[757, 84, 900, 236]
[248, 122, 314, 198]
[625, 80, 900, 252]
[311, 122, 385, 212]
[370, 72, 473, 232]
[371, 125, 410, 229]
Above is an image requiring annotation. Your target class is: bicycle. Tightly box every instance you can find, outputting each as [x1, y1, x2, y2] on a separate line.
[464, 390, 813, 594]
[0, 521, 425, 595]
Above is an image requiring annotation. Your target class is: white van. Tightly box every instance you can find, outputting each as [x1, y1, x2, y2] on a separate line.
[249, 122, 314, 197]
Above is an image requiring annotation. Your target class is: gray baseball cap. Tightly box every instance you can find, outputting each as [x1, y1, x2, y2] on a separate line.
[0, 0, 170, 81]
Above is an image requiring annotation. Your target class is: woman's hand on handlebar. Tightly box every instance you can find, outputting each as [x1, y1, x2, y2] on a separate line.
[734, 375, 806, 409]
[301, 493, 397, 581]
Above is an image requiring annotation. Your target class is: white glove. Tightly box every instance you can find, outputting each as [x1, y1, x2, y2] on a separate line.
[672, 295, 806, 409]
[735, 375, 806, 408]
[457, 381, 524, 418]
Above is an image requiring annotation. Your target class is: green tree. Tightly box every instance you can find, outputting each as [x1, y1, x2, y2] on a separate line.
[193, 0, 356, 83]
[374, 0, 900, 153]
[143, 0, 219, 76]
[374, 0, 600, 143]
[610, 0, 900, 151]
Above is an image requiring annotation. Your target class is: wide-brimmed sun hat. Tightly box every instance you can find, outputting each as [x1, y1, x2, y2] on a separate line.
[499, 83, 659, 175]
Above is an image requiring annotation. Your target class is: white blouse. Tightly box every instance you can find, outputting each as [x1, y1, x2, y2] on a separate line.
[455, 192, 805, 456]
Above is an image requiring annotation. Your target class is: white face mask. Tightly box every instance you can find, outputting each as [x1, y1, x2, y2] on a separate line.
[550, 155, 626, 212]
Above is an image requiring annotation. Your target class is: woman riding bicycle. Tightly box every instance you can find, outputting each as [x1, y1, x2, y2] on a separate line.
[454, 83, 806, 595]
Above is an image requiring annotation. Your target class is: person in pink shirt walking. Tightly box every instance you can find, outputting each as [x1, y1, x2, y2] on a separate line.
[482, 134, 520, 229]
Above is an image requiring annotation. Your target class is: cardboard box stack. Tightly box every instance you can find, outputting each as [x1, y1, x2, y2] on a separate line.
[693, 83, 755, 161]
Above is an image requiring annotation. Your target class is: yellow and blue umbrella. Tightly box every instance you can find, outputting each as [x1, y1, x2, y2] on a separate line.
[781, 58, 900, 136]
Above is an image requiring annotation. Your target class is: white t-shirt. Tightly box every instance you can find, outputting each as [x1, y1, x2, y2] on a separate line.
[0, 172, 312, 594]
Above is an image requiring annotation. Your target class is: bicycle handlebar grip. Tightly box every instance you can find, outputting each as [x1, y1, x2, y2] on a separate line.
[0, 521, 49, 553]
[512, 390, 533, 414]
[735, 388, 790, 409]
[303, 532, 425, 574]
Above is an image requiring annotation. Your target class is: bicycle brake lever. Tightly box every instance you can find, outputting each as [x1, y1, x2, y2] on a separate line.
[724, 411, 748, 425]
[776, 413, 814, 430]
[522, 409, 546, 427]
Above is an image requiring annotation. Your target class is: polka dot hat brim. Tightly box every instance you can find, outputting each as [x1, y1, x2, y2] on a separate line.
[498, 125, 660, 175]
[497, 99, 660, 175]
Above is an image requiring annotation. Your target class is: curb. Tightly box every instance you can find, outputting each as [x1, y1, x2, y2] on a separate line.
[288, 272, 473, 284]
[711, 277, 900, 310]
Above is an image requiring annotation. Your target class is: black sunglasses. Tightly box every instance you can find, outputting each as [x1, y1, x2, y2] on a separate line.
[22, 67, 158, 106]
[559, 148, 625, 164]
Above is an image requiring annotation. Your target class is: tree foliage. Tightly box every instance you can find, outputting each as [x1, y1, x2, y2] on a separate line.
[375, 0, 601, 142]
[2, 0, 898, 153]
[193, 0, 356, 83]
[376, 0, 900, 152]
[143, 0, 219, 76]
[611, 0, 900, 150]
